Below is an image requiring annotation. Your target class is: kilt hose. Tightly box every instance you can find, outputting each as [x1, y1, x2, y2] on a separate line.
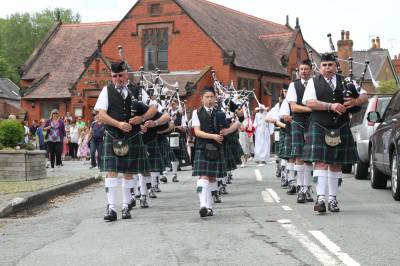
[172, 133, 191, 167]
[192, 148, 227, 178]
[302, 121, 357, 165]
[290, 120, 309, 158]
[223, 135, 238, 171]
[145, 138, 165, 173]
[279, 124, 293, 160]
[101, 131, 149, 174]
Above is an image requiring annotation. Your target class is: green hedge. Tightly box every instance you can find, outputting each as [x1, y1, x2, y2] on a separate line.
[0, 119, 24, 148]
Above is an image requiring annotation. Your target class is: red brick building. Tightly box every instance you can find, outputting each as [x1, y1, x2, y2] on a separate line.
[21, 0, 310, 124]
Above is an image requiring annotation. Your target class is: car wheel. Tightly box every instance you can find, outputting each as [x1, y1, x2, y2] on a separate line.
[391, 153, 400, 201]
[355, 158, 369, 180]
[370, 151, 387, 189]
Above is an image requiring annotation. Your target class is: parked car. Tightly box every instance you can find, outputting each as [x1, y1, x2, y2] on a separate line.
[367, 90, 400, 201]
[350, 95, 391, 179]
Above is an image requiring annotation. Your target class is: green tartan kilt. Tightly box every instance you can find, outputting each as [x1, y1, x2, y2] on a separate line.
[145, 138, 165, 172]
[192, 148, 227, 178]
[291, 120, 308, 158]
[171, 134, 191, 166]
[230, 133, 244, 164]
[101, 131, 149, 174]
[157, 135, 177, 168]
[302, 121, 357, 165]
[223, 135, 238, 171]
[279, 124, 292, 159]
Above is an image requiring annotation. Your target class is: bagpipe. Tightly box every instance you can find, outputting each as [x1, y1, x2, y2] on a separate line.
[308, 34, 371, 114]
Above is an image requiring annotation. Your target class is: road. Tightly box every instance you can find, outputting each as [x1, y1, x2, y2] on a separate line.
[1, 161, 399, 266]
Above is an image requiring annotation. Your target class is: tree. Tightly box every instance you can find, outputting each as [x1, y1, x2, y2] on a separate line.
[0, 8, 80, 83]
[377, 79, 399, 94]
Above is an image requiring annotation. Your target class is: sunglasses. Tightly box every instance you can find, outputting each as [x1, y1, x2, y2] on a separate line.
[111, 74, 124, 78]
[322, 63, 334, 67]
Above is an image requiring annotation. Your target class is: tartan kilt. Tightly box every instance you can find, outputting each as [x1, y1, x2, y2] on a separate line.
[231, 134, 244, 164]
[302, 121, 357, 165]
[145, 138, 165, 172]
[291, 120, 308, 157]
[223, 135, 238, 171]
[279, 125, 293, 159]
[192, 148, 227, 178]
[157, 135, 177, 167]
[101, 131, 149, 174]
[172, 134, 191, 166]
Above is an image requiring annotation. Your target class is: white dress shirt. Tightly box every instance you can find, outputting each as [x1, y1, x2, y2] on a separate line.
[95, 85, 149, 111]
[286, 79, 309, 103]
[191, 106, 213, 127]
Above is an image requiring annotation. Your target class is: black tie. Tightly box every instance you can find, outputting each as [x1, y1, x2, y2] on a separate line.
[303, 80, 308, 88]
[117, 87, 125, 99]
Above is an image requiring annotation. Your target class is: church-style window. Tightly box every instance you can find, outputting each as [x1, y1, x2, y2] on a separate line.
[143, 28, 168, 71]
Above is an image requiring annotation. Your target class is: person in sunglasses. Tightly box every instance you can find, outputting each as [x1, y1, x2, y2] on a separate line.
[94, 61, 157, 221]
[302, 53, 368, 213]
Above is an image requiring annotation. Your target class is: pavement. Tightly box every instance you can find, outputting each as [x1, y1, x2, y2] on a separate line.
[0, 161, 103, 218]
[1, 160, 400, 265]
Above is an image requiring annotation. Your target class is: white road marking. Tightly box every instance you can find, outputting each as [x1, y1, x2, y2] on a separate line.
[281, 205, 292, 211]
[261, 191, 274, 203]
[310, 230, 360, 266]
[254, 169, 263, 181]
[277, 220, 338, 266]
[266, 188, 280, 203]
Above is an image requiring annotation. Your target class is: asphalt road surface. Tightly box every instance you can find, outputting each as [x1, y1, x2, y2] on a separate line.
[1, 161, 399, 266]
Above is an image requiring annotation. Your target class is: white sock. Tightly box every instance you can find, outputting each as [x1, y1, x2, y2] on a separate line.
[150, 172, 158, 187]
[208, 182, 218, 209]
[197, 179, 209, 208]
[222, 176, 228, 185]
[314, 170, 328, 201]
[302, 164, 313, 192]
[121, 178, 134, 209]
[132, 175, 138, 195]
[281, 159, 287, 167]
[171, 161, 179, 175]
[287, 163, 295, 182]
[328, 171, 342, 201]
[105, 177, 119, 211]
[139, 174, 148, 195]
[294, 164, 304, 188]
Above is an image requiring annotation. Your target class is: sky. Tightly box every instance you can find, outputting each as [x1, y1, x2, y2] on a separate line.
[1, 0, 399, 59]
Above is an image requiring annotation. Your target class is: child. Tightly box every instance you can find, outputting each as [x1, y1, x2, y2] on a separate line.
[78, 126, 90, 164]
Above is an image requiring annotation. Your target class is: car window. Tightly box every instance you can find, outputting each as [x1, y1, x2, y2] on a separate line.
[377, 97, 391, 115]
[350, 104, 367, 127]
[383, 92, 400, 119]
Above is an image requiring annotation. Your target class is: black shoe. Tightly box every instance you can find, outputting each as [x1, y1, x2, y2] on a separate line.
[122, 207, 131, 219]
[207, 208, 214, 216]
[314, 199, 326, 213]
[199, 207, 208, 218]
[276, 168, 281, 178]
[172, 174, 179, 182]
[328, 199, 340, 212]
[297, 192, 306, 203]
[305, 187, 314, 202]
[104, 207, 117, 222]
[135, 193, 141, 199]
[128, 197, 136, 210]
[160, 175, 168, 183]
[213, 192, 222, 203]
[149, 188, 157, 198]
[140, 196, 149, 208]
[296, 185, 301, 193]
[281, 179, 289, 188]
[219, 185, 228, 195]
[154, 185, 162, 193]
[287, 182, 297, 195]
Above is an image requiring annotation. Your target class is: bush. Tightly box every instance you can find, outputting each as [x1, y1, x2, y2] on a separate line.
[20, 143, 35, 150]
[0, 120, 24, 148]
[0, 143, 3, 150]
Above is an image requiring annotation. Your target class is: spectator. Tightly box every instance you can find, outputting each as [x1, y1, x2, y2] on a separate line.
[44, 109, 65, 171]
[78, 126, 90, 164]
[63, 118, 71, 159]
[89, 114, 104, 169]
[76, 116, 86, 130]
[69, 120, 79, 160]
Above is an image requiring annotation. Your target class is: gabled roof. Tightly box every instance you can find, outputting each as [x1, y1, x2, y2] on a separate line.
[174, 0, 290, 76]
[352, 49, 397, 82]
[0, 78, 21, 101]
[22, 21, 117, 99]
[259, 31, 296, 65]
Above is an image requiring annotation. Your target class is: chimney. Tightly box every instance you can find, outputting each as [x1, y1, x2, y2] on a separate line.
[337, 30, 353, 76]
[371, 38, 377, 49]
[286, 15, 289, 26]
[392, 53, 400, 76]
[376, 36, 381, 48]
